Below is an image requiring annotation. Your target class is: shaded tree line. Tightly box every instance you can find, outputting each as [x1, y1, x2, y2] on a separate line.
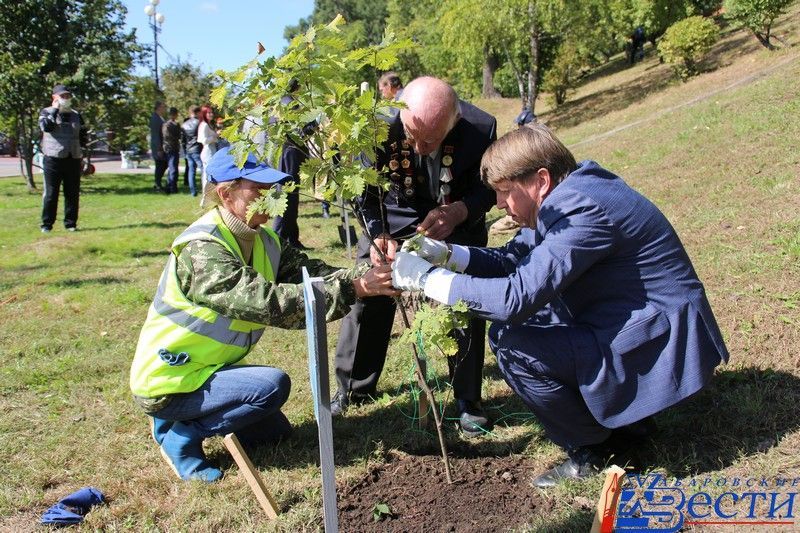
[285, 0, 791, 114]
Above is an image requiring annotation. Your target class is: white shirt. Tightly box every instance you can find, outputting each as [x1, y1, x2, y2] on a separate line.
[198, 121, 219, 163]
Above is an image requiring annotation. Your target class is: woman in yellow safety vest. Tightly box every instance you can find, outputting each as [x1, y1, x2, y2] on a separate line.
[130, 146, 397, 482]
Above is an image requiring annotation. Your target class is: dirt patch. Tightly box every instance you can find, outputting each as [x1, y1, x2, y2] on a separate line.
[338, 453, 548, 532]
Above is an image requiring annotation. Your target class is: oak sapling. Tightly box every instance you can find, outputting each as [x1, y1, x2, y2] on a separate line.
[215, 15, 464, 483]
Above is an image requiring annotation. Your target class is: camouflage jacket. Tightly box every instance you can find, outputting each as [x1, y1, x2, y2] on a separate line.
[175, 238, 369, 329]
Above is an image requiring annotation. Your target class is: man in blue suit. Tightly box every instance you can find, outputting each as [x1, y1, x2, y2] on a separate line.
[392, 124, 729, 487]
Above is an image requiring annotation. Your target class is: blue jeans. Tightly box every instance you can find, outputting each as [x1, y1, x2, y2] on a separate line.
[185, 152, 202, 196]
[166, 152, 180, 193]
[153, 365, 291, 438]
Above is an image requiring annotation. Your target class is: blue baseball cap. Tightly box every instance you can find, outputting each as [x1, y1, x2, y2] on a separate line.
[206, 145, 291, 185]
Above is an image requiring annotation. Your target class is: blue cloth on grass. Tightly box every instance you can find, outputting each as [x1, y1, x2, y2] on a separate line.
[41, 487, 105, 526]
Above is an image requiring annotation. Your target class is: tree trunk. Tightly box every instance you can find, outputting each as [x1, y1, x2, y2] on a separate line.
[481, 45, 502, 99]
[501, 42, 527, 109]
[527, 0, 540, 114]
[17, 119, 37, 191]
[20, 154, 36, 191]
[755, 27, 775, 50]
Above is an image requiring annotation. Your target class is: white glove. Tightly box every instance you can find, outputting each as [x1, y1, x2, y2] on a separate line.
[401, 235, 450, 266]
[391, 252, 434, 291]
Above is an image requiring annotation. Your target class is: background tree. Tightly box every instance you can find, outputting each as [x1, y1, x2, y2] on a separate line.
[384, 0, 457, 89]
[285, 0, 388, 45]
[0, 0, 141, 190]
[438, 0, 506, 98]
[630, 0, 697, 46]
[723, 0, 792, 49]
[657, 15, 720, 79]
[102, 76, 160, 153]
[161, 61, 215, 119]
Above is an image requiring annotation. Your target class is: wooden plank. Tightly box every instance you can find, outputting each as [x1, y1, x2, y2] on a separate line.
[222, 433, 280, 520]
[303, 268, 339, 533]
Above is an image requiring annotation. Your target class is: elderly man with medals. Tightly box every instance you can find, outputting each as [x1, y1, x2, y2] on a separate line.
[332, 77, 498, 437]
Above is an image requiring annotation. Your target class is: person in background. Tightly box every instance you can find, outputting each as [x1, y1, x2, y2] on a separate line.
[514, 106, 537, 128]
[150, 101, 167, 192]
[197, 105, 219, 206]
[391, 124, 729, 487]
[39, 84, 87, 233]
[129, 146, 397, 483]
[629, 26, 646, 65]
[182, 106, 203, 196]
[162, 107, 182, 194]
[272, 80, 309, 249]
[378, 71, 404, 119]
[215, 116, 230, 149]
[378, 72, 404, 101]
[332, 77, 497, 438]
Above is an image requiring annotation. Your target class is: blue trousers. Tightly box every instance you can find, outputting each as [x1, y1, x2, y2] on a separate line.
[489, 322, 611, 450]
[185, 152, 201, 196]
[153, 365, 291, 439]
[165, 152, 180, 193]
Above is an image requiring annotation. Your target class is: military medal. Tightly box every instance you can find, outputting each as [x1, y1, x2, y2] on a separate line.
[390, 172, 401, 181]
[389, 159, 399, 171]
[401, 158, 410, 169]
[401, 140, 409, 149]
[400, 150, 410, 157]
[440, 183, 452, 196]
[390, 142, 398, 150]
[404, 188, 414, 197]
[442, 155, 453, 167]
[440, 167, 453, 183]
[404, 176, 413, 187]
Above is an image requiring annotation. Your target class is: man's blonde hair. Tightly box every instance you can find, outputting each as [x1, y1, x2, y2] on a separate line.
[480, 124, 577, 187]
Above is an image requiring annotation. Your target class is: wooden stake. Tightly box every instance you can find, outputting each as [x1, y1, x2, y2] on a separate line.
[223, 433, 280, 519]
[591, 465, 626, 533]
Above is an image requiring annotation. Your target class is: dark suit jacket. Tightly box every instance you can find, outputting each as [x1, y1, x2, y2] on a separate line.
[360, 100, 497, 246]
[149, 112, 165, 160]
[450, 160, 729, 427]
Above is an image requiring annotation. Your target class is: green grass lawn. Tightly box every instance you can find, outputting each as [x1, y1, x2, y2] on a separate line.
[1, 9, 799, 531]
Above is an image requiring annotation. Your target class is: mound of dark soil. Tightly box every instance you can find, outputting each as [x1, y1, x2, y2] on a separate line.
[338, 454, 549, 532]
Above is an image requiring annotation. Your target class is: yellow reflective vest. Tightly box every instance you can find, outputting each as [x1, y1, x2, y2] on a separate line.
[129, 209, 281, 398]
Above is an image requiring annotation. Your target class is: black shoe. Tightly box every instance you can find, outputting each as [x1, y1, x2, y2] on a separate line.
[532, 446, 604, 488]
[330, 390, 373, 417]
[290, 241, 310, 251]
[457, 400, 492, 438]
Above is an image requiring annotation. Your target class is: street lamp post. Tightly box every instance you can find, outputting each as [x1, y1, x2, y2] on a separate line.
[144, 0, 165, 88]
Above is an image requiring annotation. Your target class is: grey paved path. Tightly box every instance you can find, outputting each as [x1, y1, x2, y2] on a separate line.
[0, 154, 153, 178]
